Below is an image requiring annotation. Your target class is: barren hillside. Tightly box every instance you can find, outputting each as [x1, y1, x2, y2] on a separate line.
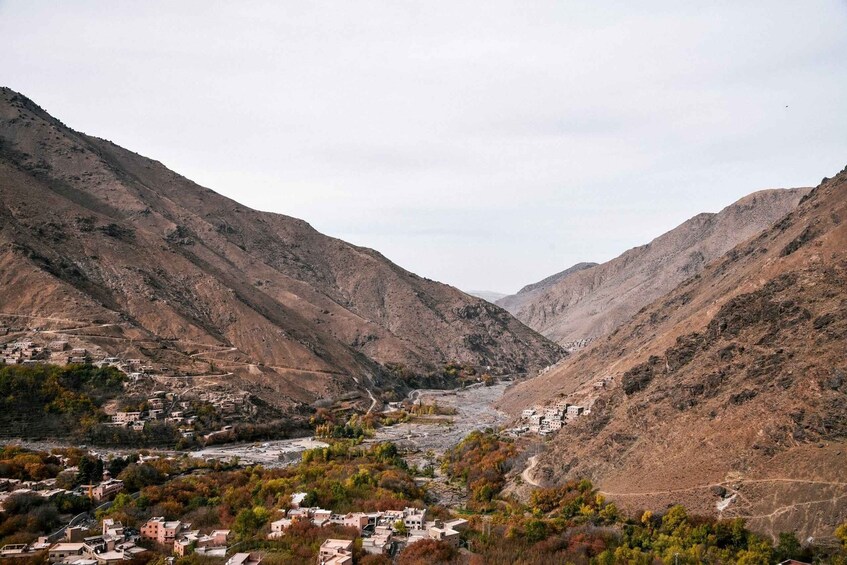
[0, 87, 563, 411]
[498, 190, 809, 345]
[500, 167, 847, 540]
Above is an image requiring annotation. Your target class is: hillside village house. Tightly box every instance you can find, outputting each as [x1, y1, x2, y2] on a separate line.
[111, 411, 142, 424]
[318, 539, 353, 565]
[426, 519, 468, 547]
[48, 542, 85, 562]
[362, 526, 392, 555]
[225, 552, 263, 565]
[402, 507, 426, 530]
[174, 529, 230, 557]
[102, 518, 124, 539]
[141, 517, 189, 545]
[91, 479, 123, 501]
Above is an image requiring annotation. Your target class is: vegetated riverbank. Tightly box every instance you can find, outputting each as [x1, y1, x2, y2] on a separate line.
[9, 380, 514, 473]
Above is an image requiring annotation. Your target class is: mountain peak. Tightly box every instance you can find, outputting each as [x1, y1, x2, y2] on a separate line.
[0, 89, 564, 412]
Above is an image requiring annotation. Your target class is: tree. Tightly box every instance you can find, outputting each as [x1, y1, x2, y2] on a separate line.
[398, 539, 459, 565]
[735, 540, 772, 565]
[118, 463, 163, 491]
[77, 455, 103, 484]
[774, 532, 802, 562]
[836, 521, 847, 549]
[524, 519, 548, 542]
[233, 506, 270, 539]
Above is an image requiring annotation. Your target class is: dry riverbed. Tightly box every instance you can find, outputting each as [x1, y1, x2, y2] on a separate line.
[367, 382, 510, 454]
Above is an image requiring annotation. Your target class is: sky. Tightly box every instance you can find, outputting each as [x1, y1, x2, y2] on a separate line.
[2, 1, 846, 294]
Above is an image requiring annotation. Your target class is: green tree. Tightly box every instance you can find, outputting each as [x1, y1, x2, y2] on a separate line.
[76, 455, 103, 484]
[774, 532, 802, 562]
[524, 519, 548, 542]
[836, 521, 847, 549]
[233, 506, 270, 539]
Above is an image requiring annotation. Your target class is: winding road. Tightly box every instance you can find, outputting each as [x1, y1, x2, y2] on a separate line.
[522, 455, 542, 487]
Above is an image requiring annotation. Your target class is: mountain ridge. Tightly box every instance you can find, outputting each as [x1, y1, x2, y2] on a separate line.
[498, 188, 810, 346]
[500, 166, 847, 540]
[0, 87, 564, 411]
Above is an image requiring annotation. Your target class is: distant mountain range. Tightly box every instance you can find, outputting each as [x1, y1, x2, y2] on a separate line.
[501, 166, 847, 540]
[466, 290, 508, 303]
[0, 87, 563, 412]
[497, 189, 809, 345]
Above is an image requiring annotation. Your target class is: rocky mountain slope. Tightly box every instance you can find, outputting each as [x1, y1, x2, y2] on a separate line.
[498, 191, 809, 346]
[501, 167, 847, 540]
[0, 87, 563, 411]
[500, 262, 597, 300]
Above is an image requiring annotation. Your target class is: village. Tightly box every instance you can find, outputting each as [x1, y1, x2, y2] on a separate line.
[1, 472, 469, 565]
[268, 493, 468, 558]
[0, 339, 151, 375]
[132, 491, 469, 565]
[1, 332, 620, 563]
[0, 337, 265, 441]
[508, 374, 615, 436]
[0, 460, 141, 564]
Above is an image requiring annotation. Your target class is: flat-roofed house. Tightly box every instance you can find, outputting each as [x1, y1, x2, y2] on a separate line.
[317, 539, 353, 565]
[48, 542, 85, 562]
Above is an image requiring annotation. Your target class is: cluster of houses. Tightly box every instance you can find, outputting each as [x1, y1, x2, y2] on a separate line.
[0, 339, 156, 379]
[109, 389, 257, 438]
[195, 389, 253, 417]
[1, 518, 146, 563]
[0, 471, 124, 513]
[109, 391, 198, 436]
[0, 338, 263, 434]
[516, 401, 586, 435]
[108, 388, 258, 440]
[1, 340, 52, 364]
[0, 476, 69, 510]
[561, 337, 595, 352]
[512, 376, 615, 436]
[269, 493, 468, 559]
[139, 516, 233, 557]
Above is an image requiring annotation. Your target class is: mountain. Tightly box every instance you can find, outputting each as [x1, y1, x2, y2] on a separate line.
[498, 190, 809, 346]
[503, 262, 598, 298]
[500, 167, 847, 540]
[0, 87, 563, 412]
[467, 290, 508, 303]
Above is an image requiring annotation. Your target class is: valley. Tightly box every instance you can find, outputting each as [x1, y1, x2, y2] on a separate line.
[1, 84, 845, 563]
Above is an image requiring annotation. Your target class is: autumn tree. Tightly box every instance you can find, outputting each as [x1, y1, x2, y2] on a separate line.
[397, 539, 460, 565]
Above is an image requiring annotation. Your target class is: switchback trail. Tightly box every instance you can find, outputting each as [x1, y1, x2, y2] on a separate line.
[522, 455, 542, 487]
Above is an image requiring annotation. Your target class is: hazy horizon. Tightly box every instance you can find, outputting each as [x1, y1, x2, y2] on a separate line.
[2, 1, 845, 293]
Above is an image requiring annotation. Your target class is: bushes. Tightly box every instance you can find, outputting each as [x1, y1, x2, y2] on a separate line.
[233, 506, 271, 539]
[397, 539, 460, 565]
[441, 430, 517, 510]
[0, 446, 62, 480]
[529, 480, 598, 518]
[0, 490, 82, 547]
[0, 364, 125, 439]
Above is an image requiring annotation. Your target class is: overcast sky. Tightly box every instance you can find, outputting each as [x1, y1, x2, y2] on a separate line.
[2, 1, 845, 293]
